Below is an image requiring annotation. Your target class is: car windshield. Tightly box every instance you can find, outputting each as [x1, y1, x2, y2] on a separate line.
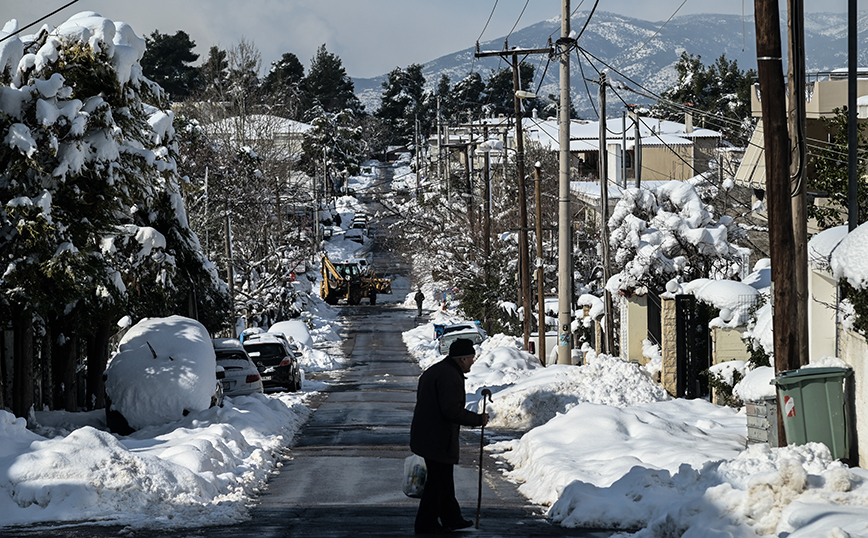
[442, 324, 475, 336]
[216, 351, 249, 363]
[243, 343, 285, 364]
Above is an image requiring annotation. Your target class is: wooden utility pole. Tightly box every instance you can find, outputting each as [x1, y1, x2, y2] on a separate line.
[848, 0, 859, 231]
[756, 0, 798, 445]
[483, 125, 492, 335]
[787, 0, 809, 366]
[598, 73, 616, 355]
[224, 212, 236, 337]
[556, 0, 573, 365]
[534, 164, 546, 365]
[475, 44, 553, 350]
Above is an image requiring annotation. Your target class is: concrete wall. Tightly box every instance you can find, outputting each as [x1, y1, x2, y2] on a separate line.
[621, 295, 649, 364]
[809, 268, 839, 362]
[836, 327, 868, 467]
[712, 326, 749, 364]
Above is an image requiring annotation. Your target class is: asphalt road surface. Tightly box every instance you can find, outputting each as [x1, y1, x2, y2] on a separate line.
[4, 304, 617, 538]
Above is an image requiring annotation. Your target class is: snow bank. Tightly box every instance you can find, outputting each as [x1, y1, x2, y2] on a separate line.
[0, 392, 309, 529]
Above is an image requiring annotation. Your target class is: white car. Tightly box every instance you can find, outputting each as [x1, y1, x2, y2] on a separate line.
[212, 338, 264, 397]
[436, 322, 488, 355]
[104, 316, 224, 434]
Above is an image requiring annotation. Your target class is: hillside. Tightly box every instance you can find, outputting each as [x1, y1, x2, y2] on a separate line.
[354, 10, 868, 119]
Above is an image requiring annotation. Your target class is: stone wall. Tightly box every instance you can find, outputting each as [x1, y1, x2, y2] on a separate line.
[660, 296, 678, 397]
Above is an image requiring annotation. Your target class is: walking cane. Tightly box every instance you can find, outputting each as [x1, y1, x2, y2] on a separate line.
[475, 388, 493, 529]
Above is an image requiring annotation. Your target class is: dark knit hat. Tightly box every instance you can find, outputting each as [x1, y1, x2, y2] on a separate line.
[448, 338, 476, 358]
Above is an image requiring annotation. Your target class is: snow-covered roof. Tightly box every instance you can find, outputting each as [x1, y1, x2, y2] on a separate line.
[524, 116, 721, 153]
[204, 114, 311, 140]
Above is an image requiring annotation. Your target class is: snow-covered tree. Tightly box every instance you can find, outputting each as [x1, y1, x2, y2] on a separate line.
[607, 179, 751, 295]
[0, 13, 229, 415]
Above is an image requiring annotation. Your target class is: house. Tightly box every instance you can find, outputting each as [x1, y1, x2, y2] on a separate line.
[735, 72, 868, 210]
[203, 114, 312, 159]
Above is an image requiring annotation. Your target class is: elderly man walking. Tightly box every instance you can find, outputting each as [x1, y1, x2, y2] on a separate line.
[409, 338, 488, 534]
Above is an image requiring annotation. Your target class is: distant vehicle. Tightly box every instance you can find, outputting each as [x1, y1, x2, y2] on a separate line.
[345, 228, 364, 243]
[320, 254, 392, 305]
[242, 332, 302, 392]
[104, 316, 225, 435]
[435, 322, 488, 355]
[212, 338, 264, 397]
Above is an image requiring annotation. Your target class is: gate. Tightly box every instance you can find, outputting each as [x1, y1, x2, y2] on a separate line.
[646, 290, 662, 348]
[674, 295, 712, 399]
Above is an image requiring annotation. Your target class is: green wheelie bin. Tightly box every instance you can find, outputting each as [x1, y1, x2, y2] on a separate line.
[772, 366, 853, 461]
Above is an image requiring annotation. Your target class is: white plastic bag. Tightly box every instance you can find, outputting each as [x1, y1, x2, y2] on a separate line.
[402, 454, 427, 498]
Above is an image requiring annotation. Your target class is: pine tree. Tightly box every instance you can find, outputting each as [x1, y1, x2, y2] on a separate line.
[376, 64, 429, 146]
[0, 13, 229, 415]
[302, 44, 363, 117]
[141, 30, 200, 99]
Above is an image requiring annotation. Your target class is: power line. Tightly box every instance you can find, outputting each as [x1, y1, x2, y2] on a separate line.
[0, 0, 81, 44]
[477, 0, 500, 43]
[505, 0, 531, 44]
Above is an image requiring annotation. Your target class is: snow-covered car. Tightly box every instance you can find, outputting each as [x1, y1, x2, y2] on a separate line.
[242, 332, 302, 392]
[436, 322, 488, 355]
[212, 338, 264, 397]
[104, 315, 224, 434]
[268, 319, 313, 348]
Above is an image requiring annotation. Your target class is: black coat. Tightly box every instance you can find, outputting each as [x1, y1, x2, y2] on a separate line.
[410, 357, 484, 464]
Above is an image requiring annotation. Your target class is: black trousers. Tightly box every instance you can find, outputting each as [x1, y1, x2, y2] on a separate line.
[415, 458, 464, 530]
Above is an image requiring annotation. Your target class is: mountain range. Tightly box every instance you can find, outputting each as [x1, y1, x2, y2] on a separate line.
[353, 10, 868, 119]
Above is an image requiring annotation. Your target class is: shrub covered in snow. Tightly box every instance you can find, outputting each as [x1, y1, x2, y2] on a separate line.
[607, 180, 750, 295]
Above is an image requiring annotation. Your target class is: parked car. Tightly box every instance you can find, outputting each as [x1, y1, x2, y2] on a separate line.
[345, 228, 364, 243]
[212, 338, 264, 397]
[242, 332, 302, 391]
[435, 322, 488, 355]
[104, 315, 224, 434]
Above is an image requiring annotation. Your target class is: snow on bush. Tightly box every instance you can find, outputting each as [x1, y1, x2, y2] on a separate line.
[104, 316, 217, 431]
[607, 180, 750, 294]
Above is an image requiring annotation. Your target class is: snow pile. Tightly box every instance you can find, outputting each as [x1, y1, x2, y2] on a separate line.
[733, 366, 775, 401]
[0, 392, 309, 529]
[104, 316, 217, 431]
[831, 221, 868, 289]
[682, 278, 758, 327]
[471, 354, 671, 430]
[808, 225, 848, 271]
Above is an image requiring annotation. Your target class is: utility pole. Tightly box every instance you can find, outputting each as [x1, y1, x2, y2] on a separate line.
[475, 43, 553, 351]
[622, 111, 628, 187]
[513, 52, 531, 352]
[534, 163, 546, 365]
[787, 0, 809, 366]
[224, 212, 235, 337]
[483, 125, 492, 336]
[557, 0, 573, 365]
[634, 110, 642, 188]
[848, 0, 859, 231]
[598, 72, 616, 355]
[756, 0, 798, 444]
[437, 95, 443, 188]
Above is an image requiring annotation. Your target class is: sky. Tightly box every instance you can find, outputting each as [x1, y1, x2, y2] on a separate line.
[6, 0, 851, 80]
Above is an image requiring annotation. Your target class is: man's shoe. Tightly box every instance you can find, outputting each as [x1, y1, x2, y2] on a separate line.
[414, 524, 451, 535]
[446, 519, 473, 531]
